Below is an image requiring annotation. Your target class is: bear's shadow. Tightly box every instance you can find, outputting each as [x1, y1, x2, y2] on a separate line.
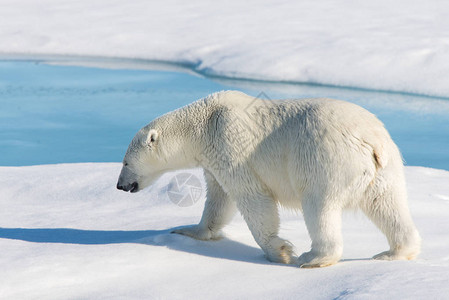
[0, 226, 289, 266]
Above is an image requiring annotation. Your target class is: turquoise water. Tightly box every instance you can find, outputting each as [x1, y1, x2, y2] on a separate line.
[0, 60, 448, 170]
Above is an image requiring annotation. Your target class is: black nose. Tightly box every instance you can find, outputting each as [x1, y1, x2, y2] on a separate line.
[117, 182, 138, 193]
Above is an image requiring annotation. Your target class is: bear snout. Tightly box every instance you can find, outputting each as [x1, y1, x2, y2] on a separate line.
[117, 181, 139, 193]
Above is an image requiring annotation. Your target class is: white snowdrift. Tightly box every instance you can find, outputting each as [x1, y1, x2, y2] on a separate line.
[1, 163, 448, 299]
[1, 0, 448, 97]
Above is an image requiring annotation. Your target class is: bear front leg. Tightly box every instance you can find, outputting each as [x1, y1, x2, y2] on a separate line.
[172, 170, 237, 240]
[236, 190, 295, 264]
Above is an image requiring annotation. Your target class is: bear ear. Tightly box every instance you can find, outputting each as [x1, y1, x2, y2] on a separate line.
[146, 129, 158, 148]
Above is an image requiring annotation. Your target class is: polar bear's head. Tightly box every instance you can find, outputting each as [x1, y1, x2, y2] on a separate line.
[116, 127, 163, 193]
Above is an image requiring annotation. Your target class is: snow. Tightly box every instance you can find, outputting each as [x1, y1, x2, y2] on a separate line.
[1, 163, 449, 299]
[1, 0, 449, 97]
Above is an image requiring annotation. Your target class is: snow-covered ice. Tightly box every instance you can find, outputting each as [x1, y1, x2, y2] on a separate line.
[1, 164, 449, 299]
[1, 0, 449, 97]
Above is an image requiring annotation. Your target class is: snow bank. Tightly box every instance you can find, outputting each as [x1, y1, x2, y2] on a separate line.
[1, 163, 448, 299]
[1, 0, 448, 97]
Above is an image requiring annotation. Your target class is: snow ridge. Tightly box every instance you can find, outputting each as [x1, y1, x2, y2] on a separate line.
[1, 0, 449, 97]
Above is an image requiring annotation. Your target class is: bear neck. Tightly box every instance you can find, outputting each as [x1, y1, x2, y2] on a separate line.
[156, 98, 213, 170]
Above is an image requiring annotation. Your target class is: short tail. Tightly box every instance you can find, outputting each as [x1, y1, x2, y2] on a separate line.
[373, 145, 388, 170]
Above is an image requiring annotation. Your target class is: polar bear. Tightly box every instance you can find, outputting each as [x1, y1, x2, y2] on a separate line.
[117, 91, 420, 267]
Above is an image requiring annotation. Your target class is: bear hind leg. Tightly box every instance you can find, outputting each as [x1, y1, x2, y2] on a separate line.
[299, 198, 343, 268]
[363, 185, 421, 261]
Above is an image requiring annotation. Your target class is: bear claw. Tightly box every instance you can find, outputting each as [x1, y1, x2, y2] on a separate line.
[297, 251, 340, 268]
[171, 225, 223, 240]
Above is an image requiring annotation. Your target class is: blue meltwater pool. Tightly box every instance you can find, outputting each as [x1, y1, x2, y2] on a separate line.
[0, 59, 448, 170]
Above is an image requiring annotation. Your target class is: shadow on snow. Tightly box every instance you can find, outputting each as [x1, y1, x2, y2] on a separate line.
[0, 226, 282, 266]
[0, 227, 374, 266]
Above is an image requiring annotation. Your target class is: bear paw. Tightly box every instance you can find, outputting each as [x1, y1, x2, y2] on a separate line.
[373, 249, 418, 261]
[171, 225, 224, 241]
[264, 238, 295, 264]
[297, 251, 340, 268]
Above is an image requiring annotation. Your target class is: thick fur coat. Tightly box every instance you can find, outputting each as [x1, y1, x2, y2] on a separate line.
[117, 91, 420, 267]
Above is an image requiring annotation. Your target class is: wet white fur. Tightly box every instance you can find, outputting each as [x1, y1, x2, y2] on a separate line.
[118, 90, 421, 267]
